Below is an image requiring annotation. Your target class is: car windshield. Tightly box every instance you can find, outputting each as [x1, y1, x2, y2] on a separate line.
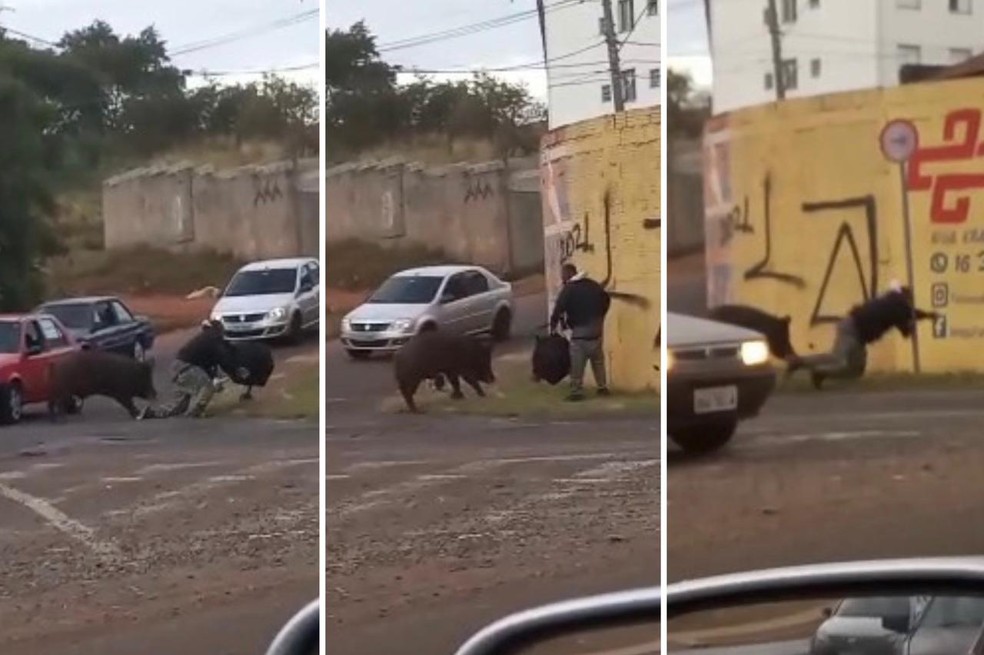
[836, 597, 911, 618]
[224, 268, 297, 297]
[368, 276, 443, 304]
[41, 303, 93, 330]
[919, 597, 984, 629]
[0, 321, 19, 354]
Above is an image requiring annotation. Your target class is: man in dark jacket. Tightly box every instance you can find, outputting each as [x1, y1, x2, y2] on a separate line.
[550, 263, 612, 401]
[140, 319, 240, 418]
[789, 284, 939, 389]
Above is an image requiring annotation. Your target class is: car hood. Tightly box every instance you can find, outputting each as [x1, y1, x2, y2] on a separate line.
[667, 312, 765, 349]
[213, 294, 295, 314]
[345, 303, 429, 323]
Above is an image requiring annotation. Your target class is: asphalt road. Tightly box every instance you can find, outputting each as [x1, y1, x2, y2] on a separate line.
[668, 387, 984, 583]
[325, 291, 660, 654]
[0, 335, 319, 655]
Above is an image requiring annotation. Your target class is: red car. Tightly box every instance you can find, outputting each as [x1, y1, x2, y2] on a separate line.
[0, 313, 81, 425]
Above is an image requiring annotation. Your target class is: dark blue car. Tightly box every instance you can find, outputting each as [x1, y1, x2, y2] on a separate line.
[36, 296, 156, 361]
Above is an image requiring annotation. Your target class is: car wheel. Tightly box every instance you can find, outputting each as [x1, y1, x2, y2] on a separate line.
[132, 340, 146, 362]
[286, 312, 303, 345]
[491, 309, 512, 342]
[65, 395, 84, 415]
[0, 383, 24, 425]
[346, 349, 372, 361]
[670, 420, 737, 455]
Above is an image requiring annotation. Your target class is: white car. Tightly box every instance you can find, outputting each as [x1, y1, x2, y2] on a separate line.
[341, 265, 514, 359]
[210, 258, 320, 343]
[665, 312, 776, 454]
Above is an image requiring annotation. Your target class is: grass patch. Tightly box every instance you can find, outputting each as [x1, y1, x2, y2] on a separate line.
[777, 370, 984, 394]
[327, 239, 451, 291]
[46, 246, 244, 297]
[210, 356, 319, 421]
[382, 351, 658, 418]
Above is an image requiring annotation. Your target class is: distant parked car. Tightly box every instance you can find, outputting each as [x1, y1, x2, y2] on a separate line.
[37, 296, 155, 362]
[210, 257, 320, 343]
[665, 311, 776, 454]
[0, 313, 81, 424]
[341, 265, 514, 360]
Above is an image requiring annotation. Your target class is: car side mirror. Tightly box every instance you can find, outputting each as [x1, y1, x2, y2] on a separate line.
[821, 606, 833, 618]
[881, 613, 910, 634]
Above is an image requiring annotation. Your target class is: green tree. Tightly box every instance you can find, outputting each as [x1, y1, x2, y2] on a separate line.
[668, 68, 710, 140]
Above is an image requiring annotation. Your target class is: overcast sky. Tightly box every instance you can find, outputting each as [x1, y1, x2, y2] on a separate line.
[0, 0, 320, 87]
[666, 0, 711, 87]
[327, 0, 548, 99]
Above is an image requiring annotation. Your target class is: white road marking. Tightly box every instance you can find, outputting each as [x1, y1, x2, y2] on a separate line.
[101, 476, 143, 483]
[0, 482, 120, 559]
[325, 474, 350, 481]
[137, 460, 228, 474]
[749, 430, 921, 447]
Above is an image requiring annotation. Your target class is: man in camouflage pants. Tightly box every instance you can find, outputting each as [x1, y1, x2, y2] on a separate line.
[140, 319, 239, 419]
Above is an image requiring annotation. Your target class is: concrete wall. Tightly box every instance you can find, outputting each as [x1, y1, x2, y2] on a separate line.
[542, 107, 661, 392]
[103, 158, 319, 261]
[325, 157, 544, 277]
[704, 76, 984, 374]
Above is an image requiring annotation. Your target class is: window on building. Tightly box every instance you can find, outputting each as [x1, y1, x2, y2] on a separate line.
[809, 0, 820, 7]
[781, 0, 797, 23]
[765, 71, 774, 90]
[898, 44, 922, 65]
[781, 58, 798, 89]
[599, 17, 608, 35]
[618, 0, 635, 32]
[647, 0, 658, 15]
[950, 47, 973, 63]
[950, 0, 972, 14]
[897, 0, 921, 8]
[601, 84, 612, 103]
[811, 58, 822, 77]
[621, 69, 637, 102]
[649, 68, 661, 88]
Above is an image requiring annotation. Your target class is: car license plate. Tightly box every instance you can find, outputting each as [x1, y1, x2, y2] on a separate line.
[694, 385, 738, 414]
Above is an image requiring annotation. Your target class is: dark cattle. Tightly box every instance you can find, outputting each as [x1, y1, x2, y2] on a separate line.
[222, 341, 275, 401]
[394, 332, 495, 413]
[531, 333, 571, 385]
[49, 350, 157, 419]
[708, 304, 797, 361]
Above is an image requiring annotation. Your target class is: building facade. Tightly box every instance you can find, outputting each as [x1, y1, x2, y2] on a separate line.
[540, 0, 661, 128]
[709, 0, 984, 112]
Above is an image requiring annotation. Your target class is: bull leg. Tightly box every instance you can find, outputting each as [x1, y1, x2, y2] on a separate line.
[399, 379, 422, 413]
[445, 373, 465, 399]
[240, 385, 254, 402]
[462, 374, 485, 398]
[115, 396, 139, 419]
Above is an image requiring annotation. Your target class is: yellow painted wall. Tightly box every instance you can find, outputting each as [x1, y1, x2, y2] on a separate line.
[704, 77, 984, 373]
[541, 108, 661, 391]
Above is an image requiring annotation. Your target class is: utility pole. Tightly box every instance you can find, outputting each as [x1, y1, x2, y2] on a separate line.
[600, 0, 625, 112]
[764, 0, 786, 101]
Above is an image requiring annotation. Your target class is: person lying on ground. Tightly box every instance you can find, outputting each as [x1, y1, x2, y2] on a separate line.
[139, 319, 241, 419]
[787, 282, 940, 389]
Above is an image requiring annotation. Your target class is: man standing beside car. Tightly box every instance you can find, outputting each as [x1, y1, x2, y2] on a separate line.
[550, 263, 611, 401]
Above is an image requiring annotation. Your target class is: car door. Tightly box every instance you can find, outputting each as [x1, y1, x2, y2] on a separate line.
[437, 273, 472, 335]
[91, 300, 123, 353]
[19, 320, 50, 403]
[298, 263, 319, 328]
[464, 270, 494, 333]
[35, 317, 75, 402]
[110, 300, 140, 352]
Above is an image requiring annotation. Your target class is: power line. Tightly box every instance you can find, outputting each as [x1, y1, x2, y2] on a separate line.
[377, 0, 581, 53]
[170, 8, 318, 57]
[399, 57, 659, 76]
[188, 61, 319, 77]
[0, 25, 59, 48]
[618, 1, 655, 52]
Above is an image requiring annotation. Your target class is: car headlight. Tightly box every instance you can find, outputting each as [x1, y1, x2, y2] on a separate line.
[267, 307, 287, 321]
[341, 317, 352, 331]
[391, 318, 414, 332]
[740, 340, 770, 366]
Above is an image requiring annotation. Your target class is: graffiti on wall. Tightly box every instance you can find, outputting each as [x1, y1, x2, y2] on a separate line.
[253, 178, 284, 206]
[908, 108, 984, 224]
[464, 178, 494, 203]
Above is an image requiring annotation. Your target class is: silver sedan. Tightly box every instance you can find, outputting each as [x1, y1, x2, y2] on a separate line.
[340, 265, 514, 359]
